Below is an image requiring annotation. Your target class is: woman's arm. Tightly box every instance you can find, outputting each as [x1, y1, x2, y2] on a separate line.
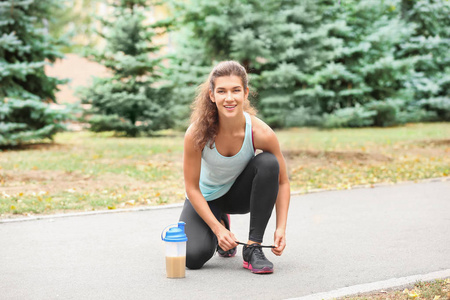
[183, 127, 238, 251]
[252, 117, 290, 256]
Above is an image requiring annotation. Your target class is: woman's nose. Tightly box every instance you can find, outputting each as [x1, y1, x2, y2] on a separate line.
[225, 91, 233, 100]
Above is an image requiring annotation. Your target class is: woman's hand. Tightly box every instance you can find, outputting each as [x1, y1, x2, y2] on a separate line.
[272, 228, 286, 256]
[215, 226, 238, 252]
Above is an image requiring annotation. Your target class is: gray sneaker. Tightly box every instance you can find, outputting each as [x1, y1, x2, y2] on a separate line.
[242, 244, 274, 274]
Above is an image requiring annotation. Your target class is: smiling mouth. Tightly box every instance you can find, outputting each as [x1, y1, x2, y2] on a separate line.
[224, 105, 237, 110]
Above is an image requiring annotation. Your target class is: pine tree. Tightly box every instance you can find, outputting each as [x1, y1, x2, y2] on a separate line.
[257, 0, 344, 127]
[79, 0, 174, 137]
[170, 0, 448, 128]
[279, 0, 449, 127]
[171, 0, 357, 128]
[164, 14, 212, 129]
[299, 0, 419, 128]
[168, 0, 293, 126]
[399, 0, 450, 121]
[0, 0, 72, 146]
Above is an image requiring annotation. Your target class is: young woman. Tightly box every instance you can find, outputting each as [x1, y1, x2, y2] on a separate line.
[179, 61, 290, 274]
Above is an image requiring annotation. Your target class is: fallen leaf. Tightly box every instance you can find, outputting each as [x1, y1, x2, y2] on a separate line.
[125, 200, 136, 206]
[408, 291, 419, 298]
[107, 205, 116, 210]
[433, 295, 441, 300]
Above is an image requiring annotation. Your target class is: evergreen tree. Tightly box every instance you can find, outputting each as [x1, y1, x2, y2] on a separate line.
[297, 0, 419, 128]
[168, 0, 289, 126]
[0, 0, 71, 146]
[80, 0, 173, 136]
[399, 0, 450, 121]
[164, 18, 212, 129]
[171, 0, 357, 127]
[170, 0, 448, 128]
[258, 0, 344, 127]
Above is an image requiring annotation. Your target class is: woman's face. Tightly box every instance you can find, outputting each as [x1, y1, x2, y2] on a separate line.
[209, 75, 249, 118]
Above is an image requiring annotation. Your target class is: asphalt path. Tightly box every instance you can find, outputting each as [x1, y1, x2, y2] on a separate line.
[1, 179, 449, 300]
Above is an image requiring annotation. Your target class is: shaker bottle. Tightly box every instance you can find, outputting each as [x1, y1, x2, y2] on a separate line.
[161, 222, 188, 278]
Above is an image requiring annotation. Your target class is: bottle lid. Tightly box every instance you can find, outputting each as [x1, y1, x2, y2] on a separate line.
[162, 222, 188, 242]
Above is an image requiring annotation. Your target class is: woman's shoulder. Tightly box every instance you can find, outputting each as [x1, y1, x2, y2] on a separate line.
[250, 115, 277, 149]
[250, 115, 272, 135]
[184, 123, 203, 153]
[184, 123, 199, 145]
[185, 121, 200, 138]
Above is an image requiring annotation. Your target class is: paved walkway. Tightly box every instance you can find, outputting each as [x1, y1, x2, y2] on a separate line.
[1, 179, 449, 300]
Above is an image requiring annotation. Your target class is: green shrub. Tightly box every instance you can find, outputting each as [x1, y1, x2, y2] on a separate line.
[418, 97, 450, 121]
[285, 107, 323, 127]
[87, 114, 133, 135]
[322, 106, 376, 128]
[364, 101, 398, 127]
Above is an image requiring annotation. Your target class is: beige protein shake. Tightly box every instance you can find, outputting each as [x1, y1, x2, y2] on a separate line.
[166, 256, 186, 278]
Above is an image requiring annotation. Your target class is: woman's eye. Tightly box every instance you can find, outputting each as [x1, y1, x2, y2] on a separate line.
[234, 89, 241, 93]
[217, 91, 225, 94]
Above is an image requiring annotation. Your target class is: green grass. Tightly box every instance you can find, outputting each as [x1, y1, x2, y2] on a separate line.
[1, 131, 184, 177]
[276, 123, 449, 151]
[1, 123, 449, 217]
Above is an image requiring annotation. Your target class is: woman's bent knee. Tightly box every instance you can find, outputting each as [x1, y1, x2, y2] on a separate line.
[186, 247, 214, 270]
[186, 258, 204, 270]
[254, 152, 279, 175]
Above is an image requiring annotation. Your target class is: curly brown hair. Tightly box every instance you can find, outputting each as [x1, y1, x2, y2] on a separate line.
[190, 61, 257, 150]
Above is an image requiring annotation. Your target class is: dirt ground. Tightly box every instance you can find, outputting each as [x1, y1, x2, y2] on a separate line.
[282, 149, 393, 167]
[0, 169, 149, 195]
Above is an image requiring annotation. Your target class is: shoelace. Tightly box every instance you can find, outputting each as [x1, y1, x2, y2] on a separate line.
[235, 241, 275, 249]
[252, 247, 267, 260]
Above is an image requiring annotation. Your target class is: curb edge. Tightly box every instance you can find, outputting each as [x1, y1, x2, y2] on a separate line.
[286, 269, 450, 300]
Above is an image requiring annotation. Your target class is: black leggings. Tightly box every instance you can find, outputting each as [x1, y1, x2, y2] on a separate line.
[179, 152, 280, 269]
